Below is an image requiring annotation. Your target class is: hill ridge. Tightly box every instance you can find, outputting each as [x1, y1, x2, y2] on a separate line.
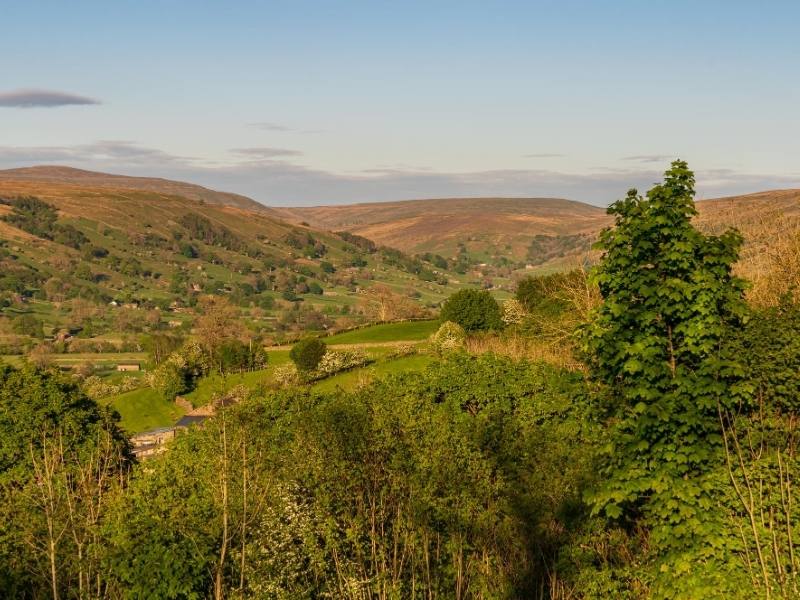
[0, 165, 269, 212]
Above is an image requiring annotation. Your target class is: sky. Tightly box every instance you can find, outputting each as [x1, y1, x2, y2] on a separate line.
[2, 0, 799, 206]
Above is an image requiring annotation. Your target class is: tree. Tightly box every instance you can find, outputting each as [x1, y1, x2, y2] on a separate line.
[0, 364, 131, 596]
[500, 298, 526, 326]
[581, 160, 749, 589]
[289, 338, 327, 372]
[12, 314, 44, 338]
[195, 295, 246, 355]
[142, 332, 185, 366]
[429, 321, 466, 355]
[214, 340, 268, 374]
[146, 359, 188, 400]
[439, 288, 503, 331]
[359, 283, 426, 322]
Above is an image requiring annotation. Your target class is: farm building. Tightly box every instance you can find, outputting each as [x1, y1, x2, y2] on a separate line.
[130, 427, 175, 459]
[116, 363, 141, 372]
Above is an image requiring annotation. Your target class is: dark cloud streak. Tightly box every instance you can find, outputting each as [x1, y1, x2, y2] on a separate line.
[0, 89, 100, 108]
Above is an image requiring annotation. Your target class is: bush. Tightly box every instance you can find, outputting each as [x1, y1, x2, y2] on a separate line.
[214, 340, 268, 374]
[82, 375, 142, 400]
[289, 338, 327, 372]
[387, 343, 417, 359]
[429, 321, 466, 355]
[501, 298, 526, 325]
[316, 349, 370, 376]
[272, 363, 300, 387]
[439, 288, 502, 331]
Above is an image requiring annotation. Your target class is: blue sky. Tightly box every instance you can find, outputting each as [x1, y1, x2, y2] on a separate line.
[2, 0, 799, 205]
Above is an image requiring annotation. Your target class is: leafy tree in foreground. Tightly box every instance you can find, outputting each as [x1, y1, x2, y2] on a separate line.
[103, 354, 597, 598]
[439, 288, 503, 331]
[0, 364, 131, 597]
[580, 160, 751, 593]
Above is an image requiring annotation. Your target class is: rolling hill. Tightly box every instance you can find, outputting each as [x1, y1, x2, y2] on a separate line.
[0, 166, 268, 212]
[0, 170, 467, 347]
[275, 191, 800, 273]
[2, 163, 799, 345]
[274, 197, 612, 264]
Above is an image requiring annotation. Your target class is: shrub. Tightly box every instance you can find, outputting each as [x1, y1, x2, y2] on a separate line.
[501, 298, 526, 325]
[429, 321, 466, 355]
[272, 363, 300, 387]
[82, 375, 142, 400]
[439, 289, 502, 331]
[289, 338, 327, 372]
[316, 349, 370, 376]
[387, 343, 417, 359]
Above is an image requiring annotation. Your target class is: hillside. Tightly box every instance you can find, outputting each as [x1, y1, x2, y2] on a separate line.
[275, 197, 611, 266]
[695, 189, 800, 305]
[0, 166, 268, 212]
[276, 191, 800, 273]
[0, 175, 465, 348]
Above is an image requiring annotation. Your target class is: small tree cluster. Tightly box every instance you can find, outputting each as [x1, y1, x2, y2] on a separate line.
[289, 338, 327, 372]
[439, 288, 503, 331]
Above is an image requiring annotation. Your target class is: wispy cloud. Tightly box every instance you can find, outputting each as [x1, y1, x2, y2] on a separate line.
[621, 154, 674, 163]
[248, 121, 323, 134]
[230, 147, 303, 159]
[523, 153, 565, 158]
[0, 141, 195, 165]
[248, 122, 292, 132]
[0, 89, 101, 108]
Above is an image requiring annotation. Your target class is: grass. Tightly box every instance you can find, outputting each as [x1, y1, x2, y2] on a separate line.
[323, 320, 438, 345]
[182, 351, 290, 406]
[312, 354, 433, 393]
[102, 348, 432, 433]
[101, 387, 185, 434]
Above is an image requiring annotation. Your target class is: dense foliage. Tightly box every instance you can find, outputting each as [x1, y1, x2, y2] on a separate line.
[6, 162, 800, 598]
[106, 354, 596, 597]
[289, 337, 327, 372]
[440, 288, 503, 331]
[577, 161, 758, 594]
[1, 197, 89, 249]
[0, 365, 131, 596]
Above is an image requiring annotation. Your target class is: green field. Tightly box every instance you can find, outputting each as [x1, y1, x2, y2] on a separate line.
[312, 354, 434, 393]
[323, 320, 439, 345]
[101, 387, 185, 434]
[104, 348, 432, 432]
[183, 350, 290, 406]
